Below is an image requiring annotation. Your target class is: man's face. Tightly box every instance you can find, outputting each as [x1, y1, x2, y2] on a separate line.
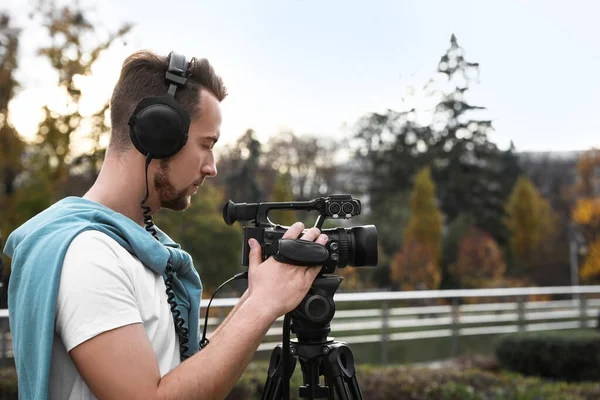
[153, 89, 222, 211]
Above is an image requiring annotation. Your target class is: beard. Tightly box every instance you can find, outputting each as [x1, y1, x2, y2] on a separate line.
[154, 159, 193, 211]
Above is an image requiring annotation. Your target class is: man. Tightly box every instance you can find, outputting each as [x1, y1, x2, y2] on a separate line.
[3, 50, 327, 399]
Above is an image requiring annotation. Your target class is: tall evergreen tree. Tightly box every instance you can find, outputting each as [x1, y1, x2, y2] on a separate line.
[428, 34, 520, 247]
[505, 176, 559, 276]
[390, 167, 442, 290]
[353, 108, 431, 210]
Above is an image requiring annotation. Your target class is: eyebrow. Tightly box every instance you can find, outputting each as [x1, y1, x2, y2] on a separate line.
[201, 133, 220, 143]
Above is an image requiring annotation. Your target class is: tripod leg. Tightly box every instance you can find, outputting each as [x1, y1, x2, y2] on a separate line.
[297, 357, 330, 400]
[322, 343, 364, 400]
[261, 345, 297, 400]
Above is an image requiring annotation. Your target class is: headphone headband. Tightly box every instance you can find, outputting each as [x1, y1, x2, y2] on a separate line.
[166, 51, 188, 96]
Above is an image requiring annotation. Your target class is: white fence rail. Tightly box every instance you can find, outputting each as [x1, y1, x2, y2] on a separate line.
[200, 285, 600, 364]
[0, 285, 599, 364]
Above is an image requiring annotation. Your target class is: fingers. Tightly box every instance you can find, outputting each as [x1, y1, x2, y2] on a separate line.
[315, 233, 328, 246]
[282, 222, 321, 242]
[282, 222, 305, 239]
[300, 226, 322, 242]
[248, 238, 262, 267]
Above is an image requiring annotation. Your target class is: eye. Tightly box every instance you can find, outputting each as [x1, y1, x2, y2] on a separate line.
[199, 141, 214, 150]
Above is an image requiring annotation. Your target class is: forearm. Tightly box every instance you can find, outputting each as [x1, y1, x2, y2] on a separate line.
[157, 296, 274, 400]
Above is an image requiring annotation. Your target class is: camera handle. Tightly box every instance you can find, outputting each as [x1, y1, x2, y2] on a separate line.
[272, 239, 330, 266]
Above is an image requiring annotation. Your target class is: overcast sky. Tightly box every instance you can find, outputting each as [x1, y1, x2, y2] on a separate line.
[6, 0, 600, 153]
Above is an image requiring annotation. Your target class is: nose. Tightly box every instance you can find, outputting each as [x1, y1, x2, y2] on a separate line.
[201, 158, 217, 178]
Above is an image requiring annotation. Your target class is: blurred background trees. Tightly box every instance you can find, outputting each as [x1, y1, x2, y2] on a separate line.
[0, 1, 595, 298]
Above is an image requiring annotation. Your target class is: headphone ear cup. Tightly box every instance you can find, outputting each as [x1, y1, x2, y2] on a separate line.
[128, 95, 190, 159]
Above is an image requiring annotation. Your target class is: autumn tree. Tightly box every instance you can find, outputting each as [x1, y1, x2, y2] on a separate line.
[390, 167, 442, 290]
[26, 1, 131, 200]
[0, 12, 25, 239]
[517, 151, 577, 285]
[440, 213, 474, 289]
[0, 12, 25, 303]
[580, 237, 600, 282]
[449, 226, 506, 289]
[572, 148, 600, 282]
[505, 176, 559, 276]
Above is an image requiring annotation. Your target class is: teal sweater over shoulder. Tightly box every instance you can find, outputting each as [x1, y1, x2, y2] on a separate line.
[3, 197, 203, 400]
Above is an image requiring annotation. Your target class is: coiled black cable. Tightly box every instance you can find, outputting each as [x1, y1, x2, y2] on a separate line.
[165, 262, 190, 359]
[141, 157, 160, 239]
[141, 155, 190, 361]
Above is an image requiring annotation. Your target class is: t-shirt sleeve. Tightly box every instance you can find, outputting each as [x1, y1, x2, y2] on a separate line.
[55, 230, 143, 352]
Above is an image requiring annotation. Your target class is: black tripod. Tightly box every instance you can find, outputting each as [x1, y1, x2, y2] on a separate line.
[261, 276, 364, 400]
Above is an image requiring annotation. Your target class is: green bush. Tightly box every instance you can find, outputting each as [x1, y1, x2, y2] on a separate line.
[2, 361, 600, 399]
[495, 330, 600, 382]
[229, 362, 600, 400]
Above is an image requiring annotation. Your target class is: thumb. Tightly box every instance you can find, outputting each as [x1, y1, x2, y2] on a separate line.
[248, 238, 263, 267]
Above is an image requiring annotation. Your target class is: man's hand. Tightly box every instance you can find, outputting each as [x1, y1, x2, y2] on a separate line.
[246, 222, 328, 321]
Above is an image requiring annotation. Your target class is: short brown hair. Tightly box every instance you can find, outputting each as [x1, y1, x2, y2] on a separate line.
[108, 50, 227, 153]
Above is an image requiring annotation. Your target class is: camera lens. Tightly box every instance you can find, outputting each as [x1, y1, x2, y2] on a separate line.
[350, 225, 378, 267]
[322, 225, 378, 268]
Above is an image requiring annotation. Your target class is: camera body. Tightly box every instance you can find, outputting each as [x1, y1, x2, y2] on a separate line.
[223, 194, 378, 274]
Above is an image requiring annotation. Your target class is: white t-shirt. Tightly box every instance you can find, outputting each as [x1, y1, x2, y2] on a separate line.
[49, 230, 181, 400]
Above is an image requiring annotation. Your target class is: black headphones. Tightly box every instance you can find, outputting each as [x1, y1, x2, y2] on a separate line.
[128, 51, 191, 159]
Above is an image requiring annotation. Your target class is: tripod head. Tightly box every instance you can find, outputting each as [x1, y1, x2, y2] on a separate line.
[261, 275, 363, 400]
[290, 275, 343, 344]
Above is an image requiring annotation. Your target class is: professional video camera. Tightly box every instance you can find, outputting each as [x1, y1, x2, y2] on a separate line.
[222, 194, 378, 274]
[222, 194, 377, 399]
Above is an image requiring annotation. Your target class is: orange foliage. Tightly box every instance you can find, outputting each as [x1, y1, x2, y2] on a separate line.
[390, 239, 441, 291]
[573, 198, 600, 227]
[581, 236, 600, 281]
[449, 226, 506, 288]
[572, 148, 600, 282]
[575, 148, 600, 197]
